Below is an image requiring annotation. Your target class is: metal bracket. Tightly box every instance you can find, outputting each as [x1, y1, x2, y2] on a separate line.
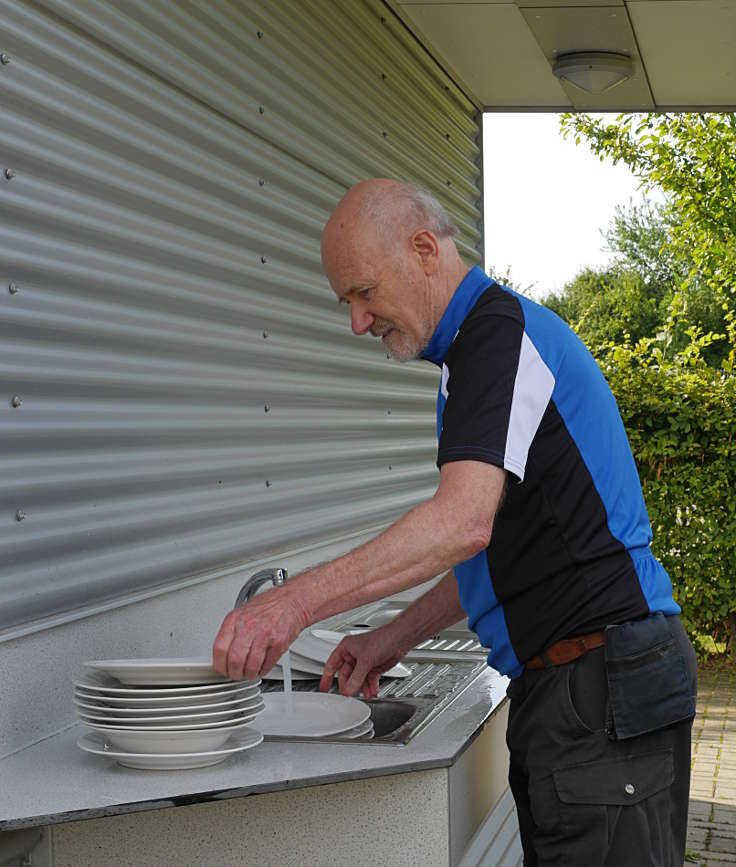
[0, 827, 52, 867]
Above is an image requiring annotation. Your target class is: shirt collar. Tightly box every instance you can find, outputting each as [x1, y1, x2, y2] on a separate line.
[421, 265, 495, 366]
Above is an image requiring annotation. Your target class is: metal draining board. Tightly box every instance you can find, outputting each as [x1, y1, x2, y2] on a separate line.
[319, 600, 490, 664]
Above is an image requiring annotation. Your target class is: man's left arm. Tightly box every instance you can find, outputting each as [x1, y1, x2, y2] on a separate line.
[212, 460, 506, 680]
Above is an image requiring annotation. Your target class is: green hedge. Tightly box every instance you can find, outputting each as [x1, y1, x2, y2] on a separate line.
[598, 336, 736, 651]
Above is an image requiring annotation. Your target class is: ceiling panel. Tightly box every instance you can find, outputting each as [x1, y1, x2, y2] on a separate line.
[518, 0, 624, 6]
[520, 5, 654, 108]
[393, 0, 736, 108]
[397, 3, 571, 106]
[628, 0, 736, 107]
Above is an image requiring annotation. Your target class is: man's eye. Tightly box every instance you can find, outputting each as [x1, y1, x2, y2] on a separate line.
[359, 288, 373, 299]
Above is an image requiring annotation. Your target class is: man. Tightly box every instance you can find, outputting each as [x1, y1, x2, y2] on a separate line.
[213, 179, 697, 865]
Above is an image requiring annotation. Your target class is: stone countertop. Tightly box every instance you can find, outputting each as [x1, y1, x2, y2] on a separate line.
[0, 669, 508, 832]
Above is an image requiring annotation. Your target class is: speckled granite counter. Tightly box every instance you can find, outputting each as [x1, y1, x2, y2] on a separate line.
[0, 668, 509, 832]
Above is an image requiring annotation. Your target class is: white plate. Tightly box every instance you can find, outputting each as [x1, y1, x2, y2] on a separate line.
[82, 720, 255, 753]
[261, 666, 320, 681]
[84, 658, 230, 686]
[73, 681, 260, 707]
[79, 701, 264, 731]
[336, 719, 375, 739]
[308, 629, 412, 678]
[73, 671, 259, 697]
[74, 692, 262, 716]
[75, 699, 263, 726]
[253, 692, 370, 737]
[77, 728, 263, 770]
[278, 651, 325, 676]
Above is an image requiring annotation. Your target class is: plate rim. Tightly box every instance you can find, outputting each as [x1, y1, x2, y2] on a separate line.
[77, 727, 264, 759]
[80, 706, 263, 731]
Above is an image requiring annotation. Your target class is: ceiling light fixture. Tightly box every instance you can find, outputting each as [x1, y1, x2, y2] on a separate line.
[552, 51, 634, 94]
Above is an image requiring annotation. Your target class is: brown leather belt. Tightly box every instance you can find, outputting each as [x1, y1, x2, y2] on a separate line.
[526, 630, 606, 670]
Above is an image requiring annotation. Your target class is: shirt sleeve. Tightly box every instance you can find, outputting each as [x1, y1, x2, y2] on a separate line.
[437, 309, 555, 483]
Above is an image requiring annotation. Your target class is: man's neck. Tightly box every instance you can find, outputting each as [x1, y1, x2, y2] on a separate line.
[430, 254, 471, 334]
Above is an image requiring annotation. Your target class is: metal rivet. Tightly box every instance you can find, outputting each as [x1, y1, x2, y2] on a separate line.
[11, 395, 22, 408]
[15, 509, 25, 522]
[265, 479, 272, 487]
[624, 783, 635, 796]
[258, 178, 265, 187]
[256, 31, 263, 39]
[260, 255, 267, 264]
[258, 105, 265, 114]
[8, 282, 18, 294]
[4, 168, 16, 180]
[0, 53, 10, 65]
[264, 403, 270, 412]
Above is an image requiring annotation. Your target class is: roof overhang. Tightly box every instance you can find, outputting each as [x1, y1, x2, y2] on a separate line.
[387, 0, 736, 111]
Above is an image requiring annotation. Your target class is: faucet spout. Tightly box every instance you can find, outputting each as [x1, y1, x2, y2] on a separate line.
[234, 567, 288, 609]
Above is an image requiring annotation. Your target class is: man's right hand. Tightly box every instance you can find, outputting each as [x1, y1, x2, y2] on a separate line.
[319, 626, 409, 699]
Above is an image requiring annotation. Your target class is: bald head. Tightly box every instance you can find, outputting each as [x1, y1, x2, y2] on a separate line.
[322, 179, 457, 266]
[320, 179, 467, 362]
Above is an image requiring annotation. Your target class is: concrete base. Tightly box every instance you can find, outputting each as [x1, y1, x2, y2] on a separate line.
[50, 704, 510, 867]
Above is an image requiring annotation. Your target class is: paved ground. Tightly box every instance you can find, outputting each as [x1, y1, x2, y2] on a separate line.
[686, 661, 736, 866]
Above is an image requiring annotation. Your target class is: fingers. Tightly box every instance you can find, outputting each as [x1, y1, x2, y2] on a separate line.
[320, 644, 352, 692]
[360, 671, 379, 699]
[343, 656, 371, 697]
[212, 617, 236, 675]
[260, 645, 286, 680]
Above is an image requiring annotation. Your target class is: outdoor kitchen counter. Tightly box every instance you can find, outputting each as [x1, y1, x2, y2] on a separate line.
[0, 667, 509, 832]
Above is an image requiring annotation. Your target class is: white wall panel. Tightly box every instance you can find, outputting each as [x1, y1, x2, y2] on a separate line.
[0, 0, 483, 634]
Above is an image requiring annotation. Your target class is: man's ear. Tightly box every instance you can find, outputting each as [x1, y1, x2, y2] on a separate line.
[411, 230, 440, 275]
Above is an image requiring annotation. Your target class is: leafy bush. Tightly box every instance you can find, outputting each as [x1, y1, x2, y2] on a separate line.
[555, 112, 736, 654]
[600, 335, 736, 652]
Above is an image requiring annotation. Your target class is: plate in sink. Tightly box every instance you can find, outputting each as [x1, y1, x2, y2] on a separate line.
[255, 692, 370, 737]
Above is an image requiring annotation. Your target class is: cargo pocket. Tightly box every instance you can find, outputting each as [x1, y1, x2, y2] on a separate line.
[604, 613, 696, 740]
[539, 750, 676, 865]
[553, 749, 674, 807]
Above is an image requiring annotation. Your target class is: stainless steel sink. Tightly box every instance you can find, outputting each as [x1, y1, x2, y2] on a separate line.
[261, 659, 488, 746]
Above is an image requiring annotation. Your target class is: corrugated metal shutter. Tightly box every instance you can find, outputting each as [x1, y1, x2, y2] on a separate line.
[0, 0, 482, 634]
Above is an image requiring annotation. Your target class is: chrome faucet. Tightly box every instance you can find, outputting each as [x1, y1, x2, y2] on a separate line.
[234, 567, 288, 608]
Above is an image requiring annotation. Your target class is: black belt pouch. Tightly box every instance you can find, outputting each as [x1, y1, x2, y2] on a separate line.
[604, 613, 696, 740]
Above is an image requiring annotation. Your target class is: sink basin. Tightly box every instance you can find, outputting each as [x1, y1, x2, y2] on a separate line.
[367, 699, 420, 738]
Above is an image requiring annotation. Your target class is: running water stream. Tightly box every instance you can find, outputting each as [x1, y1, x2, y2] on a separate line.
[281, 648, 293, 713]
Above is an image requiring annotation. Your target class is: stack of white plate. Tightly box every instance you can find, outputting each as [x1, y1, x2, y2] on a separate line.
[74, 658, 264, 769]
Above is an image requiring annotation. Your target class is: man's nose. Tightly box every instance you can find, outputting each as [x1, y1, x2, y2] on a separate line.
[350, 303, 375, 336]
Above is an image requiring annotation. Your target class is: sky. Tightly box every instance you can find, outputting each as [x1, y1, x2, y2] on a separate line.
[482, 113, 650, 300]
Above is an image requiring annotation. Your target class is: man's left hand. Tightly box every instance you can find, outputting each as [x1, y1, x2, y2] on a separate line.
[212, 586, 310, 681]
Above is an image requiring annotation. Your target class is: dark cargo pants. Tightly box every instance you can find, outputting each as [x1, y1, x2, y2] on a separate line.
[506, 615, 697, 866]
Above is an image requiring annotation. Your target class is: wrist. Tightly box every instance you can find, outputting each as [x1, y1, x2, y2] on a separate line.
[283, 582, 313, 633]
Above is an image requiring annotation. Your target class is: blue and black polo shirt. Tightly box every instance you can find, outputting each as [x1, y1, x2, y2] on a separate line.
[421, 266, 679, 679]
